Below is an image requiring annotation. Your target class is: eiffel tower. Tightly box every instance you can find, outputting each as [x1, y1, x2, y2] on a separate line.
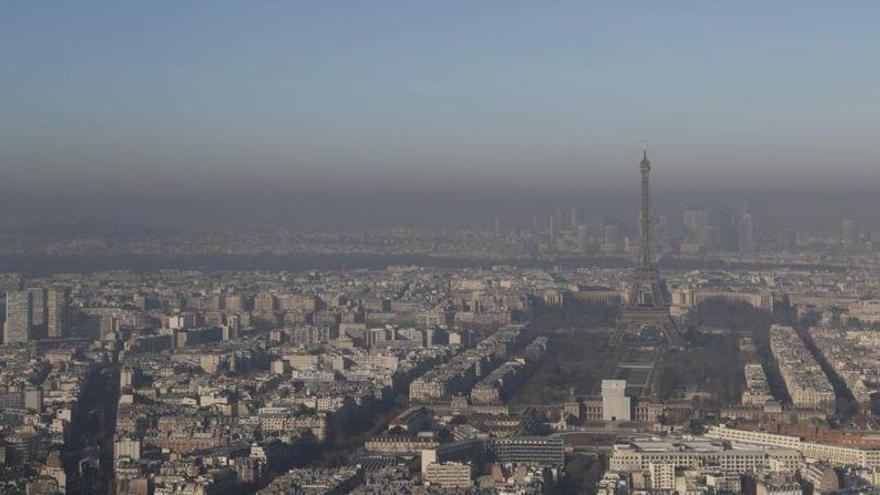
[611, 147, 680, 345]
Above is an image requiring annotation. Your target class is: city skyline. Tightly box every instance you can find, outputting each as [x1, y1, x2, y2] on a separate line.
[5, 4, 880, 493]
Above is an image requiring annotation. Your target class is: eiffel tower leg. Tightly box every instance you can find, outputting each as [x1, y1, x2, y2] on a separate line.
[613, 307, 680, 346]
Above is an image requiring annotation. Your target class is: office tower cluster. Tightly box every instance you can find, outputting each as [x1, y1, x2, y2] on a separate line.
[506, 199, 758, 257]
[524, 204, 662, 256]
[680, 205, 755, 254]
[3, 288, 68, 344]
[837, 218, 880, 251]
[547, 205, 587, 249]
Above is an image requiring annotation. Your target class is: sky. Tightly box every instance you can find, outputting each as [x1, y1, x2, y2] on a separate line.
[2, 1, 880, 201]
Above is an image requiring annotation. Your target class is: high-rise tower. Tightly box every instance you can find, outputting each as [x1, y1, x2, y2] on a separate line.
[4, 290, 33, 344]
[46, 288, 69, 339]
[738, 204, 755, 252]
[612, 147, 680, 345]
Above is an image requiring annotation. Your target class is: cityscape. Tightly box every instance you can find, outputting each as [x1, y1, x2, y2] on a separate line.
[4, 2, 880, 495]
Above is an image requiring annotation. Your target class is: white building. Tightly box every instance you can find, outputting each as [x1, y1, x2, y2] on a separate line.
[602, 380, 631, 422]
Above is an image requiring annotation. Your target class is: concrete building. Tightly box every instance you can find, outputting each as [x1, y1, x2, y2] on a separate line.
[683, 208, 712, 251]
[4, 290, 33, 344]
[28, 288, 46, 336]
[254, 291, 277, 314]
[602, 380, 631, 422]
[491, 437, 565, 467]
[609, 436, 802, 493]
[114, 438, 142, 462]
[769, 325, 835, 411]
[423, 462, 471, 488]
[46, 288, 68, 338]
[707, 425, 880, 468]
[602, 224, 621, 253]
[670, 288, 774, 313]
[742, 363, 775, 406]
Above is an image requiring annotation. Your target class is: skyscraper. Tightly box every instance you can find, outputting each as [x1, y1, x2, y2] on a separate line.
[602, 223, 621, 253]
[28, 288, 47, 339]
[46, 288, 69, 339]
[29, 288, 46, 325]
[577, 224, 590, 253]
[738, 204, 755, 252]
[683, 208, 711, 250]
[254, 291, 277, 314]
[4, 290, 33, 344]
[712, 207, 738, 251]
[842, 218, 858, 244]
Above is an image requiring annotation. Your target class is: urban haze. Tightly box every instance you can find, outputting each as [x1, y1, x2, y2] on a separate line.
[2, 2, 880, 495]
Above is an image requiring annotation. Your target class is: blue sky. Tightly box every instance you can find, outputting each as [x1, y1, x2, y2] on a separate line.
[2, 1, 880, 194]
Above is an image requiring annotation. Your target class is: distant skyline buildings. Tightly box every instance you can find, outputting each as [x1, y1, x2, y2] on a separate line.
[466, 148, 848, 257]
[4, 290, 32, 344]
[473, 178, 880, 256]
[1, 179, 880, 237]
[3, 287, 69, 343]
[46, 288, 68, 339]
[739, 205, 756, 253]
[493, 203, 880, 256]
[842, 218, 859, 244]
[488, 195, 763, 256]
[28, 287, 46, 331]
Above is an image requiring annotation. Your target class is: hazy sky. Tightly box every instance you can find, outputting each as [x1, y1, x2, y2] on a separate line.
[3, 1, 880, 198]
